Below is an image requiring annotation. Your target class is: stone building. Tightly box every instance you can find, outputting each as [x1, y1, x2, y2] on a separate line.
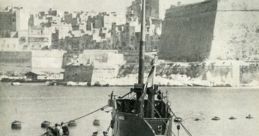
[127, 0, 160, 21]
[26, 26, 52, 50]
[146, 0, 159, 19]
[0, 7, 29, 38]
[0, 11, 16, 37]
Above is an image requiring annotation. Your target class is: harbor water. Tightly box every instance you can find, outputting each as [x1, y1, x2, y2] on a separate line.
[0, 83, 258, 136]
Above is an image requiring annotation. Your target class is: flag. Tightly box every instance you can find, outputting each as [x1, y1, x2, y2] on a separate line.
[139, 58, 157, 99]
[146, 66, 156, 88]
[146, 56, 157, 88]
[139, 57, 157, 117]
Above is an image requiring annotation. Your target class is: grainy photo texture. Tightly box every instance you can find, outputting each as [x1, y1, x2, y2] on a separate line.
[0, 0, 258, 136]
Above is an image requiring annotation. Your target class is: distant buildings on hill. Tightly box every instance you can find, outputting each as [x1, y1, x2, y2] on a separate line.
[0, 0, 162, 83]
[0, 0, 162, 52]
[1, 0, 259, 86]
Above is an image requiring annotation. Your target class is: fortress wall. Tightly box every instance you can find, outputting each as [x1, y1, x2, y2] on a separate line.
[159, 0, 259, 62]
[159, 0, 218, 62]
[0, 51, 31, 74]
[217, 0, 259, 11]
[158, 0, 259, 86]
[0, 50, 66, 74]
[205, 61, 240, 87]
[240, 63, 259, 85]
[31, 50, 66, 73]
[210, 0, 259, 61]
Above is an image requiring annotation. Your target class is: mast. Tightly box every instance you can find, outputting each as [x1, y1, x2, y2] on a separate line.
[138, 0, 146, 84]
[138, 0, 146, 118]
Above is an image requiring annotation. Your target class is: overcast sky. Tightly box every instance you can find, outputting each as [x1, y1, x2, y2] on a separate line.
[0, 0, 203, 15]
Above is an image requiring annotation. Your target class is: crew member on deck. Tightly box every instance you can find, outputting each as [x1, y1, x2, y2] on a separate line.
[44, 126, 55, 136]
[61, 122, 70, 136]
[54, 124, 61, 136]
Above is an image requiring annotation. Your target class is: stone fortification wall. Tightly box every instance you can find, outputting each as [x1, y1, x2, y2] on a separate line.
[240, 62, 259, 85]
[0, 50, 65, 75]
[0, 51, 31, 74]
[62, 50, 125, 84]
[159, 0, 259, 62]
[159, 0, 218, 62]
[210, 0, 259, 61]
[216, 0, 259, 11]
[31, 50, 65, 73]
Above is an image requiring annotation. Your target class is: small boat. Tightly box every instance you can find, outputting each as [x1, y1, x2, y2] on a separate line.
[11, 82, 21, 86]
[67, 81, 78, 86]
[45, 81, 57, 86]
[66, 81, 88, 86]
[78, 82, 88, 86]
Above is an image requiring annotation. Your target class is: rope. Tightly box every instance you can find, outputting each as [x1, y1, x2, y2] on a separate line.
[148, 100, 177, 136]
[119, 91, 133, 98]
[160, 90, 192, 136]
[64, 104, 108, 123]
[106, 123, 111, 132]
[168, 107, 193, 136]
[179, 123, 192, 136]
[140, 83, 178, 136]
[105, 110, 116, 134]
[63, 91, 133, 124]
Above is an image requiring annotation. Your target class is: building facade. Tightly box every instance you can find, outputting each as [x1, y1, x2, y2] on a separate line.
[0, 11, 16, 37]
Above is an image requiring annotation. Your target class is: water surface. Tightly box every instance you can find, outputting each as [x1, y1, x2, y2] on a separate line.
[0, 83, 258, 136]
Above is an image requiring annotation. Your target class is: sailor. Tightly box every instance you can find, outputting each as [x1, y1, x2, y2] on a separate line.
[61, 122, 69, 136]
[54, 124, 61, 136]
[42, 126, 55, 136]
[58, 123, 63, 136]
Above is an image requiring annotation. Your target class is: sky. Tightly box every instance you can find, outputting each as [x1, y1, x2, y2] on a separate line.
[0, 0, 204, 16]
